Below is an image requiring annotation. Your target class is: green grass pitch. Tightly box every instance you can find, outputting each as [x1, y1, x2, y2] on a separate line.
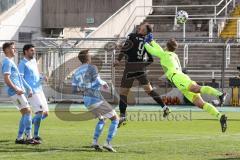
[0, 105, 240, 160]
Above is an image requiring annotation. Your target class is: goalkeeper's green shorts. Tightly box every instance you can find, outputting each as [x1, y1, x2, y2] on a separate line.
[171, 72, 200, 103]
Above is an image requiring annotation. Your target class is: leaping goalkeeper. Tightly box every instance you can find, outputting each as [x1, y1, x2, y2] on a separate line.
[144, 34, 227, 132]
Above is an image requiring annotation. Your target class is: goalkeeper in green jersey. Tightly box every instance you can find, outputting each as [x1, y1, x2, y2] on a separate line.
[144, 34, 227, 132]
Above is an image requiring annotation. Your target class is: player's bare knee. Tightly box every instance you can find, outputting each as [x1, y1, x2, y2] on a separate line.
[144, 89, 152, 94]
[99, 118, 106, 122]
[143, 84, 153, 94]
[189, 84, 201, 93]
[193, 96, 204, 108]
[44, 112, 49, 117]
[110, 115, 119, 121]
[120, 87, 130, 96]
[20, 107, 31, 115]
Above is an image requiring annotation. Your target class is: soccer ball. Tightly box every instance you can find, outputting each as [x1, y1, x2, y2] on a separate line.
[176, 10, 188, 24]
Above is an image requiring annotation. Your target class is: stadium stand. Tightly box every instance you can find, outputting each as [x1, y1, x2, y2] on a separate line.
[37, 0, 240, 104]
[114, 0, 240, 104]
[0, 0, 239, 105]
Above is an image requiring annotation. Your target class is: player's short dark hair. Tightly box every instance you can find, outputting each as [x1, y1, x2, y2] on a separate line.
[167, 38, 178, 52]
[23, 44, 35, 55]
[2, 42, 15, 52]
[78, 49, 89, 63]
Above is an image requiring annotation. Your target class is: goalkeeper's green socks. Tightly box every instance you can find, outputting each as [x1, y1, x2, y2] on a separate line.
[200, 86, 222, 97]
[203, 103, 222, 120]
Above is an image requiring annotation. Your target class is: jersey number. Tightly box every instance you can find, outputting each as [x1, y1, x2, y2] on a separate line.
[137, 41, 144, 60]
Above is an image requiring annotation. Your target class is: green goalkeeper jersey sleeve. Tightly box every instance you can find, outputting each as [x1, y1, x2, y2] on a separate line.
[144, 40, 182, 79]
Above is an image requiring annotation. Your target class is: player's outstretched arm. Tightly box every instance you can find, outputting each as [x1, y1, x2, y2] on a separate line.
[150, 40, 164, 53]
[144, 40, 163, 59]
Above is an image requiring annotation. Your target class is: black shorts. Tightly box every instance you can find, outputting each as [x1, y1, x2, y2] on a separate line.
[120, 69, 149, 88]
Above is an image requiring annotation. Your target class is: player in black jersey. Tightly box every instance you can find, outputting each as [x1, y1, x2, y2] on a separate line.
[114, 23, 170, 128]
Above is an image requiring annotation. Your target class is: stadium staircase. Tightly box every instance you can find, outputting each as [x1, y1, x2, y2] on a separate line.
[115, 0, 227, 88]
[220, 5, 240, 39]
[40, 0, 240, 104]
[113, 0, 240, 104]
[144, 0, 224, 38]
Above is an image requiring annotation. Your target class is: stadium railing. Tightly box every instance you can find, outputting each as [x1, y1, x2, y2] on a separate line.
[0, 39, 239, 104]
[120, 0, 237, 41]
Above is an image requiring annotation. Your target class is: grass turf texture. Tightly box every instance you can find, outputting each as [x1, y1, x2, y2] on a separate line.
[0, 106, 240, 160]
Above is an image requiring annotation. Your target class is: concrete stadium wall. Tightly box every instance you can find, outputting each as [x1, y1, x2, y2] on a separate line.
[85, 0, 152, 39]
[42, 0, 129, 28]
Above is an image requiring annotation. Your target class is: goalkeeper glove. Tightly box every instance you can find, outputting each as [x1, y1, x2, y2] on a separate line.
[144, 33, 153, 43]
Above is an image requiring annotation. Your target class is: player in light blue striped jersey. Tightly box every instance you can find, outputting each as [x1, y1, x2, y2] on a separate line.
[72, 49, 119, 152]
[18, 44, 49, 143]
[1, 42, 40, 145]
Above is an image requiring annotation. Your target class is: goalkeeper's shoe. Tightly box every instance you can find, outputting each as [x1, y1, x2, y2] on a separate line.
[117, 116, 127, 128]
[220, 114, 227, 133]
[163, 106, 171, 118]
[219, 92, 227, 106]
[103, 143, 117, 152]
[15, 139, 25, 144]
